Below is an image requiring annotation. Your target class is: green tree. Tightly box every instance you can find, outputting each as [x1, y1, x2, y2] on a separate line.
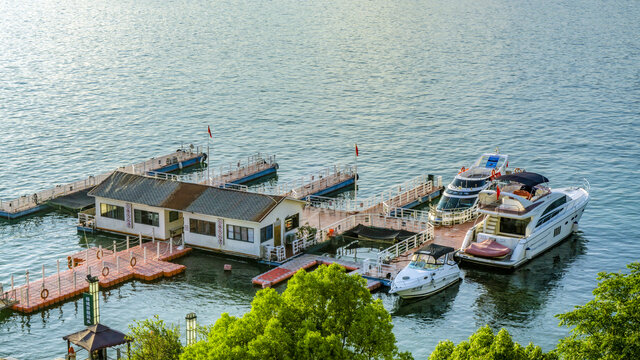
[429, 325, 555, 360]
[127, 314, 183, 360]
[555, 262, 640, 360]
[181, 263, 412, 360]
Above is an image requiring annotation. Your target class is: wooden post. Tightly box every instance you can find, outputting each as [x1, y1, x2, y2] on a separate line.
[126, 236, 130, 250]
[156, 242, 160, 259]
[169, 237, 173, 255]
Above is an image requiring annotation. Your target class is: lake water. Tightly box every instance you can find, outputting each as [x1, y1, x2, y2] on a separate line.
[1, 0, 639, 358]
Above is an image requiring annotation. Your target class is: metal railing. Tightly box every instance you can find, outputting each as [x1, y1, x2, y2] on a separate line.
[376, 224, 434, 263]
[0, 145, 203, 215]
[305, 174, 437, 213]
[316, 213, 431, 243]
[429, 203, 479, 226]
[254, 164, 356, 199]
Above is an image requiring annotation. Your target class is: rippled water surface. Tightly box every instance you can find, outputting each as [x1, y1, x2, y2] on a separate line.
[1, 0, 639, 358]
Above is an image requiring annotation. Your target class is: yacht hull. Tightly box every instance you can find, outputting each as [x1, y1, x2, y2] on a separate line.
[392, 275, 461, 299]
[456, 198, 588, 270]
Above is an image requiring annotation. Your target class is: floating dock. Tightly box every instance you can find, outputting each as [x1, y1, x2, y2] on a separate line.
[2, 241, 191, 314]
[252, 254, 382, 291]
[253, 165, 357, 199]
[0, 145, 205, 220]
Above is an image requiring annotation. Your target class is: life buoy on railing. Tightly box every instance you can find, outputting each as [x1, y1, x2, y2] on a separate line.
[96, 249, 104, 260]
[67, 256, 73, 269]
[102, 266, 109, 277]
[130, 257, 137, 268]
[458, 167, 466, 174]
[41, 288, 49, 299]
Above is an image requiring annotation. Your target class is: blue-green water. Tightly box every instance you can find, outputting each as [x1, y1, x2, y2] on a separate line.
[1, 0, 639, 358]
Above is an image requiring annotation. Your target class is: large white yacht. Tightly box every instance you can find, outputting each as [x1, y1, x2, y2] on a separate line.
[389, 244, 461, 299]
[455, 172, 589, 270]
[430, 152, 509, 225]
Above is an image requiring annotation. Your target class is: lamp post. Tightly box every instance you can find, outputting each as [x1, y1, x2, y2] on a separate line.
[185, 312, 197, 346]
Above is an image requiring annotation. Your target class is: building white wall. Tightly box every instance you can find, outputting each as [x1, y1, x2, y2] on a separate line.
[94, 197, 168, 240]
[258, 199, 306, 247]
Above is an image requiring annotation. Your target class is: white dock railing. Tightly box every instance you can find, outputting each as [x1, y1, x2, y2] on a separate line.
[429, 203, 479, 226]
[376, 226, 434, 263]
[317, 213, 431, 243]
[305, 174, 438, 213]
[386, 207, 431, 223]
[254, 164, 356, 199]
[211, 153, 277, 185]
[0, 144, 203, 215]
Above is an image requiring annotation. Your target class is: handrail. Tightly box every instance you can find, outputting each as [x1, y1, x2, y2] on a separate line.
[253, 164, 356, 199]
[376, 224, 434, 263]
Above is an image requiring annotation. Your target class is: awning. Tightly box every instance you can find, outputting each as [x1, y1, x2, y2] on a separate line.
[63, 324, 132, 352]
[416, 243, 455, 259]
[494, 172, 549, 187]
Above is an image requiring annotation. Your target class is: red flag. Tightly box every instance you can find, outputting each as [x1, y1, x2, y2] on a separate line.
[496, 186, 501, 200]
[506, 160, 509, 168]
[355, 144, 359, 157]
[208, 125, 212, 138]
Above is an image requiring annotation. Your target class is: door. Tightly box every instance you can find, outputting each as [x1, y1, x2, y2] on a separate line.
[274, 223, 282, 246]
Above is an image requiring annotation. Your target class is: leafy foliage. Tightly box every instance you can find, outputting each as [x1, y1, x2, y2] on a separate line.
[429, 325, 555, 360]
[127, 314, 183, 360]
[181, 264, 412, 360]
[555, 262, 640, 360]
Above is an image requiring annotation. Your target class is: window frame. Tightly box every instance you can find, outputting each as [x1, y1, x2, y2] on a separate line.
[189, 218, 216, 237]
[100, 203, 124, 221]
[261, 224, 274, 243]
[284, 213, 300, 232]
[226, 224, 254, 243]
[169, 211, 180, 223]
[134, 209, 160, 227]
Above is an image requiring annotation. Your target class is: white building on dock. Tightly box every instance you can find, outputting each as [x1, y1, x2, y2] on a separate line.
[88, 172, 305, 259]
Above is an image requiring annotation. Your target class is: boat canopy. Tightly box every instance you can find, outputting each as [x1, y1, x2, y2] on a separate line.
[416, 243, 455, 259]
[495, 172, 549, 187]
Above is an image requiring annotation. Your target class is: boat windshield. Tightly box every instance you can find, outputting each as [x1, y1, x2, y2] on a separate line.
[409, 253, 443, 269]
[451, 178, 486, 189]
[436, 195, 476, 211]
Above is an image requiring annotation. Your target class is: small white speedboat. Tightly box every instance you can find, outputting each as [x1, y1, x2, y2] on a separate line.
[389, 244, 462, 299]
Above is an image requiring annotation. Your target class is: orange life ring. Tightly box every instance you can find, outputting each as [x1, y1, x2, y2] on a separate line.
[67, 256, 73, 269]
[41, 288, 49, 299]
[102, 266, 109, 277]
[68, 346, 75, 354]
[459, 167, 466, 174]
[96, 249, 104, 260]
[130, 257, 137, 268]
[491, 169, 496, 177]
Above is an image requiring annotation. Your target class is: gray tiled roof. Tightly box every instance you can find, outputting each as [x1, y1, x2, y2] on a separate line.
[89, 172, 179, 207]
[88, 172, 286, 222]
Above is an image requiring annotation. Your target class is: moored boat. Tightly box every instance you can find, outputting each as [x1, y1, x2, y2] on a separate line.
[455, 172, 589, 270]
[389, 244, 461, 299]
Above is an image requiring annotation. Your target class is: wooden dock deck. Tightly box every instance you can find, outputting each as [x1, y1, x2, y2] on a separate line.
[252, 254, 382, 291]
[2, 241, 192, 314]
[0, 145, 205, 219]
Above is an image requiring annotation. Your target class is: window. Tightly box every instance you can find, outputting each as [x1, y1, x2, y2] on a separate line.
[134, 209, 159, 227]
[169, 211, 180, 222]
[499, 217, 529, 236]
[451, 178, 486, 189]
[261, 224, 273, 243]
[189, 218, 216, 236]
[284, 213, 299, 232]
[437, 196, 476, 211]
[100, 203, 124, 220]
[227, 225, 254, 242]
[554, 226, 562, 237]
[536, 196, 567, 228]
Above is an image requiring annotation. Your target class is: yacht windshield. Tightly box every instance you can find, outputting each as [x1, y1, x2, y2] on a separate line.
[436, 195, 476, 211]
[451, 178, 486, 189]
[409, 253, 442, 269]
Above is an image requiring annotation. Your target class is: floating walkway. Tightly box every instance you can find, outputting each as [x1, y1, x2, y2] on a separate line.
[252, 254, 382, 291]
[0, 145, 205, 220]
[253, 165, 357, 199]
[1, 241, 191, 314]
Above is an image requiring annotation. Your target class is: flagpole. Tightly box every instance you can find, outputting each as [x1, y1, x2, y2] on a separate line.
[354, 144, 358, 203]
[207, 129, 211, 185]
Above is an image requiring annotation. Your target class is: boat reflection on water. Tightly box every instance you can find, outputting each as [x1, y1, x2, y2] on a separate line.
[390, 279, 462, 318]
[464, 233, 588, 324]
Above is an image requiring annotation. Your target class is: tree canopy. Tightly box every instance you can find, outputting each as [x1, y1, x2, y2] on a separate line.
[180, 263, 412, 360]
[127, 315, 182, 360]
[555, 262, 640, 360]
[429, 325, 556, 360]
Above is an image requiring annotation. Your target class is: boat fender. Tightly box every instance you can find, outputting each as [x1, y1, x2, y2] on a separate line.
[102, 266, 109, 277]
[130, 257, 137, 268]
[96, 249, 104, 260]
[41, 288, 49, 299]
